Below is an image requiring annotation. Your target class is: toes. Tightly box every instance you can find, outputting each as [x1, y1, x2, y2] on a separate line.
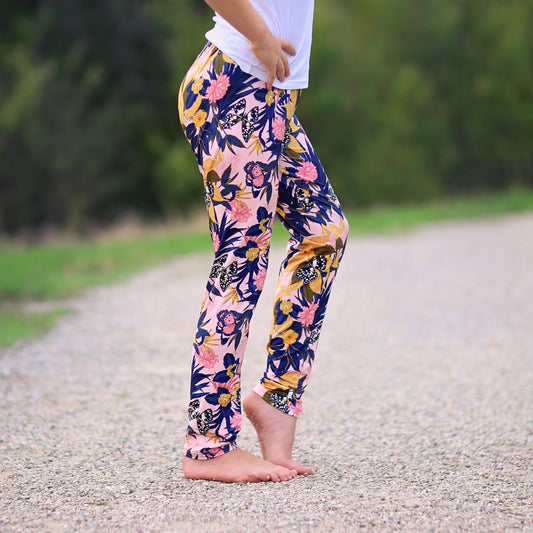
[284, 462, 310, 475]
[293, 463, 312, 475]
[275, 466, 296, 481]
[268, 471, 280, 482]
[259, 471, 272, 482]
[287, 468, 297, 479]
[283, 460, 311, 476]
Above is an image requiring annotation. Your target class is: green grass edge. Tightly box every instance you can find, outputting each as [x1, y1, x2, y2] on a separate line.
[1, 187, 532, 348]
[0, 308, 69, 348]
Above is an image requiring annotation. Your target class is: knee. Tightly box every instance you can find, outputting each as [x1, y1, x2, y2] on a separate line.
[339, 212, 349, 247]
[297, 211, 349, 262]
[335, 212, 349, 262]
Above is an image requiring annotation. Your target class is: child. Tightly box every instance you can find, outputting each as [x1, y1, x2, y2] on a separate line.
[177, 0, 348, 482]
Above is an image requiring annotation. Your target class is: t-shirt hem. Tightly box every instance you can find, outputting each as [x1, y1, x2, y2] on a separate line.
[205, 37, 309, 90]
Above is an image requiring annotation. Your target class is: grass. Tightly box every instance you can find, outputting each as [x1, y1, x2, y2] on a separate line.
[0, 308, 68, 348]
[0, 228, 210, 347]
[344, 187, 533, 236]
[1, 187, 533, 347]
[0, 230, 213, 301]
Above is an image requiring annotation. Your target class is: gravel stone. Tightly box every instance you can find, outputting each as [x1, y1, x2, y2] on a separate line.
[1, 213, 532, 532]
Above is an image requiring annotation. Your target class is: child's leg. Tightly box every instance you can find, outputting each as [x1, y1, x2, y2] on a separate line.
[178, 45, 302, 475]
[245, 113, 349, 470]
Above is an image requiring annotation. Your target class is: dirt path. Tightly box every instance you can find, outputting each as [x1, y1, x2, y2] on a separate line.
[1, 213, 532, 532]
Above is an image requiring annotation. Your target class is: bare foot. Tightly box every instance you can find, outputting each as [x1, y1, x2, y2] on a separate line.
[182, 448, 297, 483]
[243, 390, 313, 475]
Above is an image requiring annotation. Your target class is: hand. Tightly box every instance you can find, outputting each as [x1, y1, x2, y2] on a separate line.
[250, 32, 296, 90]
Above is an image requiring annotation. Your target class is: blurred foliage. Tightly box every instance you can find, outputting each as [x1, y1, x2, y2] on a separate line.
[0, 0, 532, 234]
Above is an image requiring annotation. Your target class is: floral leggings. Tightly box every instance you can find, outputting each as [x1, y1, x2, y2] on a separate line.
[178, 44, 349, 460]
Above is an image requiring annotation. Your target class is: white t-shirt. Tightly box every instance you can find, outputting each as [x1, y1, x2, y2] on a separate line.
[205, 0, 315, 89]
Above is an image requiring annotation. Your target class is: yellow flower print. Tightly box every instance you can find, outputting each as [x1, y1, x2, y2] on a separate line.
[226, 363, 237, 379]
[250, 137, 264, 155]
[258, 217, 269, 233]
[203, 149, 224, 174]
[192, 78, 204, 94]
[218, 393, 231, 407]
[280, 300, 293, 315]
[262, 371, 300, 392]
[193, 109, 207, 130]
[280, 118, 306, 155]
[246, 247, 259, 261]
[282, 329, 299, 345]
[265, 90, 275, 106]
[272, 313, 294, 337]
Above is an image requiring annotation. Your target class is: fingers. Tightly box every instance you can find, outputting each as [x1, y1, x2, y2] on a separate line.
[281, 38, 297, 57]
[275, 57, 289, 84]
[267, 55, 288, 89]
[281, 53, 290, 78]
[254, 37, 296, 90]
[276, 39, 294, 85]
[266, 69, 275, 90]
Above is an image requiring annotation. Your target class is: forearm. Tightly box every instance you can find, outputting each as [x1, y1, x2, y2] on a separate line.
[203, 0, 295, 88]
[203, 0, 272, 48]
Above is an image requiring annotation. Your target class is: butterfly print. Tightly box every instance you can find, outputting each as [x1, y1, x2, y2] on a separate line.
[188, 399, 213, 435]
[205, 181, 214, 207]
[222, 99, 259, 142]
[210, 254, 238, 290]
[295, 186, 313, 213]
[327, 183, 338, 203]
[296, 255, 327, 285]
[188, 399, 200, 420]
[309, 325, 321, 343]
[264, 391, 288, 411]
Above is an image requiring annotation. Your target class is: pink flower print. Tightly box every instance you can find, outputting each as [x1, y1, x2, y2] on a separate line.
[297, 301, 319, 327]
[227, 200, 251, 223]
[296, 161, 318, 183]
[230, 412, 242, 431]
[253, 268, 267, 291]
[289, 400, 303, 416]
[196, 343, 217, 369]
[272, 116, 286, 141]
[205, 74, 230, 104]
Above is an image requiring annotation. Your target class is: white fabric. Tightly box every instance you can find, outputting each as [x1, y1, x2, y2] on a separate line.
[205, 0, 314, 89]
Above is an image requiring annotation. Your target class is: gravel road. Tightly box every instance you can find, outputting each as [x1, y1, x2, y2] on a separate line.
[1, 213, 532, 532]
